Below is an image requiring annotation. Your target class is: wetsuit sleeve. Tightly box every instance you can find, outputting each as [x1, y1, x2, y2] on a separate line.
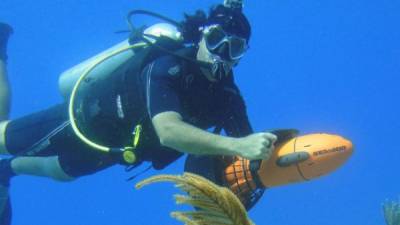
[222, 82, 253, 138]
[142, 56, 183, 118]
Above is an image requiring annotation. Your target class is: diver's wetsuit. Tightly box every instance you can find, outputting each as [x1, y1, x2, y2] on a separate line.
[4, 47, 253, 178]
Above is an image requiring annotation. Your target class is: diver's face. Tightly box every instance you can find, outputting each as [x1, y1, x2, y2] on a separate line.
[196, 25, 248, 82]
[196, 37, 217, 65]
[196, 36, 237, 82]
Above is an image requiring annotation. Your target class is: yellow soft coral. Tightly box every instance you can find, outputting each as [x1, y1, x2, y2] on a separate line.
[136, 172, 255, 225]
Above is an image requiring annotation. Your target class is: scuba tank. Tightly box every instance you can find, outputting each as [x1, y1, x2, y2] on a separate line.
[58, 23, 183, 100]
[58, 39, 133, 100]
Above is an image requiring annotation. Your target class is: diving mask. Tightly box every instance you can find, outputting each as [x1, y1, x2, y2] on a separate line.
[203, 24, 248, 61]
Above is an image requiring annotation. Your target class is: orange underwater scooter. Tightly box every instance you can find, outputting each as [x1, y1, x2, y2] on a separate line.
[221, 130, 353, 208]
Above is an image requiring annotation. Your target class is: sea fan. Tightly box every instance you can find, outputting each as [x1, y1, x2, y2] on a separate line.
[136, 172, 255, 225]
[383, 198, 400, 225]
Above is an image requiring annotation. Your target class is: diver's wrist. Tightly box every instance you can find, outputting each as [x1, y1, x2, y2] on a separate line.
[222, 137, 241, 156]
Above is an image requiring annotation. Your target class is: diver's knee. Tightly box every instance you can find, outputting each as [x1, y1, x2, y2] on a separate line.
[0, 120, 10, 154]
[52, 173, 75, 182]
[50, 168, 76, 182]
[48, 157, 76, 182]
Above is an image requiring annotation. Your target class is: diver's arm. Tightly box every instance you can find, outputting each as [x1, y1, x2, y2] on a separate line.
[152, 111, 277, 160]
[144, 56, 276, 160]
[152, 111, 236, 156]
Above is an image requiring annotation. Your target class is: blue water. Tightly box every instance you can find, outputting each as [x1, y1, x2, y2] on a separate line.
[1, 0, 399, 224]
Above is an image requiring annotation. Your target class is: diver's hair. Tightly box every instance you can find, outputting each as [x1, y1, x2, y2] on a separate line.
[180, 10, 208, 44]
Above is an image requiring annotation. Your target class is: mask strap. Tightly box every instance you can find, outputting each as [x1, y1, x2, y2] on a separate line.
[224, 0, 244, 10]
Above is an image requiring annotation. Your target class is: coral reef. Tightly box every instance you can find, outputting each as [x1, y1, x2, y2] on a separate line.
[383, 198, 400, 225]
[136, 172, 255, 225]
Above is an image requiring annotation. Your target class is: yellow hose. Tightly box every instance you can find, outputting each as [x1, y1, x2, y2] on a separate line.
[68, 42, 147, 152]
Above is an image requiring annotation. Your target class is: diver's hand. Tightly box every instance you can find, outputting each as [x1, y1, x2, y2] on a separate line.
[233, 132, 278, 160]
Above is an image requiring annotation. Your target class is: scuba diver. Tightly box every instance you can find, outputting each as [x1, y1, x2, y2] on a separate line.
[0, 0, 278, 223]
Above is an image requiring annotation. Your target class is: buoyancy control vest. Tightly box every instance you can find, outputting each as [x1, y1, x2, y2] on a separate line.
[58, 23, 186, 164]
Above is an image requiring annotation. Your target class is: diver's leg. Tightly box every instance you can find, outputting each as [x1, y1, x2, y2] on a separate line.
[0, 104, 74, 224]
[0, 156, 75, 193]
[0, 121, 9, 154]
[0, 23, 13, 121]
[0, 158, 14, 225]
[0, 60, 10, 122]
[0, 61, 11, 121]
[0, 156, 74, 224]
[1, 103, 68, 156]
[0, 185, 11, 225]
[0, 156, 75, 225]
[11, 156, 75, 181]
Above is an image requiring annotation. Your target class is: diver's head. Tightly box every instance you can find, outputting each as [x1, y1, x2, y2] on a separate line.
[196, 4, 251, 81]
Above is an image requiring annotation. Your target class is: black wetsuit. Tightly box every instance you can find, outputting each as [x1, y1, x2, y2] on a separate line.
[5, 47, 253, 177]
